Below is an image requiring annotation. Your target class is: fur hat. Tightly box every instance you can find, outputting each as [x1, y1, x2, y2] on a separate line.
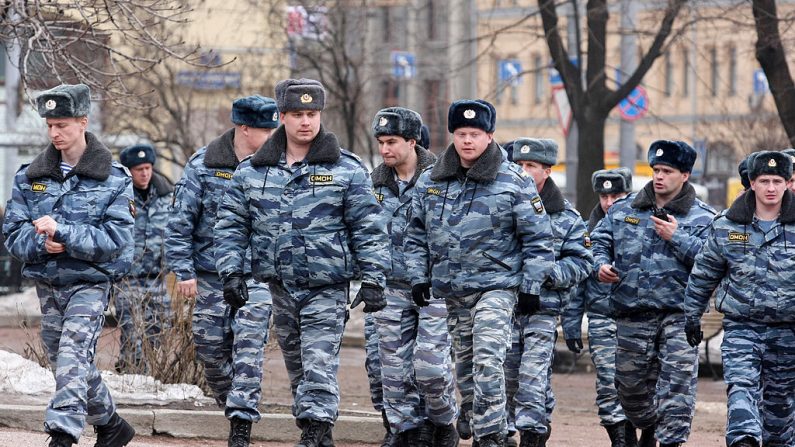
[738, 154, 753, 190]
[231, 95, 279, 128]
[120, 144, 156, 168]
[419, 124, 430, 149]
[447, 99, 496, 133]
[748, 150, 793, 181]
[782, 148, 795, 167]
[511, 138, 559, 166]
[647, 140, 697, 173]
[372, 107, 423, 141]
[36, 83, 91, 118]
[274, 78, 325, 113]
[592, 168, 633, 194]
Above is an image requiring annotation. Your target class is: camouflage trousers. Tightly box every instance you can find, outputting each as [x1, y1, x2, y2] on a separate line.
[615, 311, 697, 445]
[722, 318, 795, 447]
[587, 313, 627, 426]
[376, 286, 457, 433]
[505, 313, 556, 435]
[194, 273, 272, 422]
[271, 281, 348, 423]
[364, 312, 384, 412]
[36, 281, 115, 441]
[447, 289, 515, 441]
[113, 276, 171, 372]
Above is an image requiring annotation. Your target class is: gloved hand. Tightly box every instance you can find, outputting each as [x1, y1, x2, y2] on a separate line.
[351, 283, 387, 313]
[566, 338, 583, 354]
[411, 282, 432, 307]
[223, 273, 249, 310]
[685, 319, 703, 347]
[515, 292, 541, 316]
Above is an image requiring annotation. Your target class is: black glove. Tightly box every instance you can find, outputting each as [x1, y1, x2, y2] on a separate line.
[411, 282, 432, 307]
[223, 273, 249, 310]
[685, 319, 703, 347]
[351, 283, 387, 313]
[516, 292, 541, 316]
[566, 338, 583, 354]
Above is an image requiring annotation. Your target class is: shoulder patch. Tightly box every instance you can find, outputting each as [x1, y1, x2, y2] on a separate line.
[426, 187, 444, 197]
[624, 216, 640, 225]
[309, 174, 334, 185]
[374, 192, 384, 203]
[583, 231, 592, 248]
[129, 199, 137, 218]
[214, 170, 233, 180]
[31, 182, 48, 192]
[728, 231, 749, 243]
[531, 196, 544, 214]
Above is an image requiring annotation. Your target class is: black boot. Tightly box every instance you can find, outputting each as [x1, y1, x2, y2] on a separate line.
[605, 421, 628, 447]
[48, 431, 75, 447]
[625, 421, 639, 447]
[539, 424, 551, 447]
[228, 417, 252, 447]
[479, 433, 506, 447]
[94, 412, 135, 447]
[659, 444, 680, 447]
[638, 425, 656, 447]
[379, 410, 395, 447]
[433, 423, 459, 447]
[296, 420, 331, 447]
[320, 428, 335, 447]
[731, 438, 758, 447]
[505, 432, 518, 447]
[457, 415, 472, 440]
[519, 430, 543, 447]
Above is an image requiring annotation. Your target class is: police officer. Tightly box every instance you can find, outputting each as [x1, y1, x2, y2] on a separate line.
[404, 99, 555, 447]
[782, 148, 795, 193]
[2, 84, 135, 446]
[213, 78, 390, 447]
[370, 107, 458, 446]
[114, 143, 174, 373]
[685, 150, 795, 447]
[504, 138, 593, 447]
[591, 140, 716, 447]
[165, 95, 278, 447]
[562, 168, 638, 447]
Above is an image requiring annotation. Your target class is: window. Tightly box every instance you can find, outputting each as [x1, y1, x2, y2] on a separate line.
[663, 53, 672, 97]
[681, 48, 690, 97]
[728, 45, 737, 96]
[533, 54, 544, 104]
[427, 0, 436, 40]
[710, 47, 718, 97]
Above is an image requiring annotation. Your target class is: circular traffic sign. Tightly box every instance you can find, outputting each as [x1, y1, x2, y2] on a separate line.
[618, 86, 649, 121]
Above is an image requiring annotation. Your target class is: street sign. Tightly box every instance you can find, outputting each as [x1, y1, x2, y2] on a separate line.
[692, 138, 707, 179]
[552, 87, 572, 136]
[391, 51, 416, 80]
[498, 59, 522, 86]
[617, 86, 649, 121]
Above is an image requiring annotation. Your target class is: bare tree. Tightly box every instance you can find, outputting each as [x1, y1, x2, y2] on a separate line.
[538, 0, 687, 214]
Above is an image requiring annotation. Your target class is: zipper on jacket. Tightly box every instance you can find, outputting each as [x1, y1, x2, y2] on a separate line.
[336, 231, 348, 271]
[482, 251, 511, 271]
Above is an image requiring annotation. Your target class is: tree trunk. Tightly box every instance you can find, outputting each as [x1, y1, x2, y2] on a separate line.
[575, 109, 606, 216]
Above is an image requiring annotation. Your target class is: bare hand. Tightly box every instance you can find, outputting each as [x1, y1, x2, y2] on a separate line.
[651, 214, 678, 241]
[598, 264, 620, 283]
[44, 237, 65, 254]
[33, 215, 58, 238]
[176, 278, 198, 299]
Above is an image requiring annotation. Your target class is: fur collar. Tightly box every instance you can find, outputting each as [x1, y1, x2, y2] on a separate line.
[631, 181, 696, 216]
[539, 177, 566, 214]
[430, 141, 502, 183]
[251, 124, 341, 167]
[151, 171, 175, 197]
[726, 190, 795, 225]
[371, 146, 436, 196]
[26, 132, 112, 182]
[587, 204, 606, 233]
[203, 128, 238, 169]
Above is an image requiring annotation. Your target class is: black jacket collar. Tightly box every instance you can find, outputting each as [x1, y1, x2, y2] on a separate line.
[631, 180, 696, 216]
[371, 146, 436, 196]
[430, 141, 502, 183]
[203, 128, 238, 169]
[150, 171, 175, 197]
[587, 204, 606, 233]
[26, 132, 112, 182]
[251, 124, 341, 167]
[539, 177, 566, 214]
[726, 190, 795, 225]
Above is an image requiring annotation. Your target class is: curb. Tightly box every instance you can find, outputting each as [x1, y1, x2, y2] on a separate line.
[0, 404, 384, 443]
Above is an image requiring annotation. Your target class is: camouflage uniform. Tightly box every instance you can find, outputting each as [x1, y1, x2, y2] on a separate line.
[113, 172, 173, 371]
[3, 133, 134, 441]
[165, 128, 272, 422]
[562, 204, 628, 427]
[214, 125, 390, 423]
[371, 146, 458, 434]
[404, 142, 555, 441]
[504, 178, 592, 436]
[591, 182, 716, 445]
[685, 190, 795, 447]
[364, 312, 384, 412]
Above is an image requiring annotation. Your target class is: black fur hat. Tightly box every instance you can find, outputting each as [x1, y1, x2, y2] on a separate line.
[274, 78, 325, 112]
[738, 154, 753, 190]
[372, 107, 423, 141]
[592, 168, 633, 194]
[36, 83, 91, 118]
[231, 95, 279, 128]
[447, 99, 496, 133]
[511, 138, 558, 166]
[120, 144, 156, 168]
[748, 150, 793, 180]
[419, 125, 430, 149]
[647, 140, 697, 173]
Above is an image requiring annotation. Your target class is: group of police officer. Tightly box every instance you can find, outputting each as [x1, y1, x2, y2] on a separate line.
[2, 78, 793, 447]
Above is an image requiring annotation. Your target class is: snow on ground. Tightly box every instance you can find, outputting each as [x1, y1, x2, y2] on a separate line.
[0, 350, 212, 405]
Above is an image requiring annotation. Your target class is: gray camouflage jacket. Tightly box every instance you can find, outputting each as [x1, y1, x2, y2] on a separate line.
[128, 172, 174, 279]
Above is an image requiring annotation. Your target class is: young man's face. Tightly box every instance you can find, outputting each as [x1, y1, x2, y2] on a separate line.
[599, 192, 629, 213]
[281, 110, 321, 145]
[652, 164, 689, 197]
[515, 160, 550, 190]
[130, 163, 153, 190]
[377, 135, 415, 168]
[46, 117, 87, 151]
[751, 174, 788, 207]
[452, 127, 492, 168]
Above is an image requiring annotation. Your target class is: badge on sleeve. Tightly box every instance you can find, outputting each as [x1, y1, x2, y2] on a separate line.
[129, 199, 137, 218]
[531, 196, 544, 214]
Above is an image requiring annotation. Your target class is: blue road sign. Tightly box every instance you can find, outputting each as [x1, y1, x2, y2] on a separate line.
[391, 51, 416, 80]
[499, 59, 522, 86]
[618, 86, 649, 121]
